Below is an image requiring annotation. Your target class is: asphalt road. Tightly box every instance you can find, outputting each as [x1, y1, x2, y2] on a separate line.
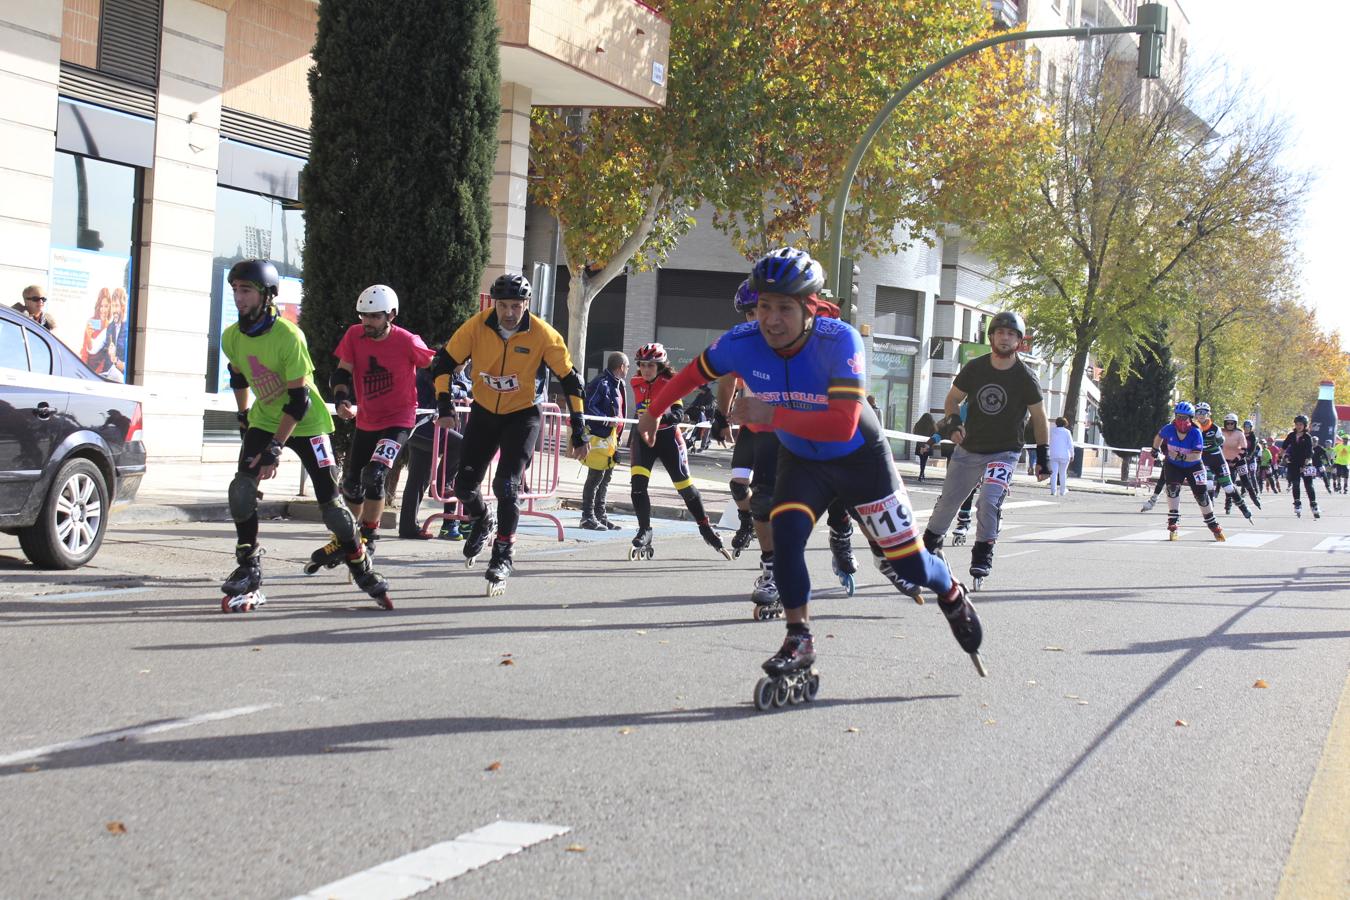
[2, 483, 1347, 899]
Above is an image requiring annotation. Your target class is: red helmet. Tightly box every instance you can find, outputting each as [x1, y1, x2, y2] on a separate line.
[635, 342, 668, 364]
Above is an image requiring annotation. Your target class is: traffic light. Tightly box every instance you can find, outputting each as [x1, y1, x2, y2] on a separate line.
[1136, 3, 1167, 79]
[837, 258, 861, 323]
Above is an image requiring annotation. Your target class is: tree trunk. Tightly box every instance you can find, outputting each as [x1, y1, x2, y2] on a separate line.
[566, 276, 595, 377]
[1062, 343, 1092, 432]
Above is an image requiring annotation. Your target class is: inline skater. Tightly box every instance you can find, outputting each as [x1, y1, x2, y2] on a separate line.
[1281, 415, 1320, 518]
[628, 342, 730, 561]
[1220, 412, 1261, 512]
[1333, 434, 1350, 494]
[1312, 437, 1333, 492]
[309, 285, 434, 570]
[1149, 401, 1224, 541]
[1257, 440, 1277, 494]
[220, 260, 390, 611]
[579, 352, 627, 530]
[923, 310, 1049, 591]
[1268, 438, 1284, 492]
[431, 273, 589, 596]
[638, 247, 984, 708]
[1242, 419, 1261, 495]
[1194, 404, 1253, 522]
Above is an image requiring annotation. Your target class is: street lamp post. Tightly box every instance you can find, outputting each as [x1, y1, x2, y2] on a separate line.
[826, 4, 1169, 318]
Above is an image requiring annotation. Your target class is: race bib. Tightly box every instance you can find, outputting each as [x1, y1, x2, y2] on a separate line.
[371, 437, 402, 467]
[1302, 465, 1317, 477]
[854, 490, 919, 549]
[481, 372, 521, 393]
[310, 434, 335, 468]
[983, 460, 1015, 488]
[1193, 468, 1208, 486]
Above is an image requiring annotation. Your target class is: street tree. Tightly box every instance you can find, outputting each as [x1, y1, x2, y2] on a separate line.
[1235, 300, 1349, 434]
[300, 0, 499, 391]
[528, 0, 1045, 369]
[962, 45, 1307, 423]
[1100, 320, 1175, 466]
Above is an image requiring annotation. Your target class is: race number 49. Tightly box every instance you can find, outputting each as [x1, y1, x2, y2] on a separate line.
[372, 438, 401, 467]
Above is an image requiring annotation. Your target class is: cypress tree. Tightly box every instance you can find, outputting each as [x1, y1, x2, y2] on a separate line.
[1100, 322, 1176, 459]
[300, 0, 500, 390]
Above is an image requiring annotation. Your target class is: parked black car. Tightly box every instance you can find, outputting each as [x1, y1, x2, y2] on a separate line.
[0, 306, 146, 568]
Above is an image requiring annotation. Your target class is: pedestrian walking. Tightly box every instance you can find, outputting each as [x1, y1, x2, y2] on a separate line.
[1048, 416, 1073, 495]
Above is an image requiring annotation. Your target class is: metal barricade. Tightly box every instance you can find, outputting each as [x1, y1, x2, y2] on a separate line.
[423, 403, 566, 541]
[1133, 451, 1154, 488]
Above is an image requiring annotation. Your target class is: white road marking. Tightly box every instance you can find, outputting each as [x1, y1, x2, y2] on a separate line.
[1209, 532, 1284, 548]
[1312, 535, 1350, 553]
[1000, 549, 1042, 559]
[292, 821, 571, 900]
[1017, 526, 1104, 542]
[0, 704, 275, 767]
[1115, 530, 1187, 542]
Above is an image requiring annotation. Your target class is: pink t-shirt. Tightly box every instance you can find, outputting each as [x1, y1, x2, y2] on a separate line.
[335, 324, 435, 431]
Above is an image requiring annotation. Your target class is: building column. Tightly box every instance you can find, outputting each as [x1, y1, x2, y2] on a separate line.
[0, 2, 61, 299]
[482, 82, 531, 295]
[134, 0, 226, 459]
[622, 267, 658, 353]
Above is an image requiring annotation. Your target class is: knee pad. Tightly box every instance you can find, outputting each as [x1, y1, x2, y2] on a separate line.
[730, 481, 750, 504]
[677, 485, 700, 504]
[360, 461, 387, 500]
[320, 499, 358, 543]
[340, 475, 365, 505]
[492, 469, 520, 505]
[453, 466, 481, 503]
[923, 529, 943, 554]
[227, 473, 259, 523]
[749, 489, 773, 523]
[630, 473, 650, 497]
[1165, 484, 1181, 498]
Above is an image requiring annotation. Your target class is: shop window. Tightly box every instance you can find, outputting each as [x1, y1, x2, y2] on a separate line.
[48, 151, 140, 382]
[874, 286, 920, 338]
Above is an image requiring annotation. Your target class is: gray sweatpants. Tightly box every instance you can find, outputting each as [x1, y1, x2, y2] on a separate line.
[926, 446, 1021, 543]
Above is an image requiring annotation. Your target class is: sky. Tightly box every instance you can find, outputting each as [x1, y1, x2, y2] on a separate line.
[1170, 0, 1348, 350]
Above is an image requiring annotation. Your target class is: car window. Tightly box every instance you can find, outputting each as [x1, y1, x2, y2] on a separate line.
[27, 327, 52, 374]
[0, 319, 28, 370]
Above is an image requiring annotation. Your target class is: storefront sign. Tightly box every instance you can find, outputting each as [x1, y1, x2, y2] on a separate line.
[958, 341, 992, 365]
[48, 247, 132, 382]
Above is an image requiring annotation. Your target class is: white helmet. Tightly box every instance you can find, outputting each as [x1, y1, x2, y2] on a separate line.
[356, 284, 398, 316]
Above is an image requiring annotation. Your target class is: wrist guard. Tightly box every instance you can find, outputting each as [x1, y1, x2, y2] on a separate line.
[1035, 443, 1050, 474]
[712, 409, 729, 435]
[569, 413, 588, 447]
[437, 394, 455, 418]
[259, 438, 283, 468]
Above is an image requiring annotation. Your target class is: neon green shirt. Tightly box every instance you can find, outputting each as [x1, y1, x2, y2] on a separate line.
[1333, 443, 1350, 466]
[222, 316, 333, 437]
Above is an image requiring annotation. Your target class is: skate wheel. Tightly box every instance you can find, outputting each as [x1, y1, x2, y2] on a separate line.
[789, 680, 805, 704]
[628, 547, 639, 561]
[754, 677, 775, 711]
[486, 581, 505, 597]
[772, 680, 791, 708]
[970, 652, 988, 678]
[972, 577, 984, 592]
[643, 548, 654, 561]
[303, 563, 321, 576]
[803, 673, 820, 701]
[840, 574, 855, 597]
[907, 589, 925, 606]
[221, 596, 231, 613]
[465, 556, 477, 568]
[732, 547, 742, 559]
[718, 548, 732, 561]
[375, 593, 393, 611]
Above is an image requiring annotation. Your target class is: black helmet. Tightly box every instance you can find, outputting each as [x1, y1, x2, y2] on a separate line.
[489, 273, 532, 301]
[988, 310, 1026, 339]
[227, 259, 280, 299]
[748, 247, 826, 298]
[1294, 414, 1308, 426]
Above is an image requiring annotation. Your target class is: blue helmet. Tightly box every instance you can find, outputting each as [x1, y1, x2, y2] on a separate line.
[1174, 401, 1195, 418]
[733, 279, 759, 313]
[748, 247, 826, 298]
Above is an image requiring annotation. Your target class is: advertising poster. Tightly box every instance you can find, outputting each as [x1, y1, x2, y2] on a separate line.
[47, 247, 132, 382]
[215, 271, 303, 393]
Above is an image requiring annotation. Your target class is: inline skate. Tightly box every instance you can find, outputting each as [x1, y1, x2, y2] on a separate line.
[938, 583, 986, 677]
[221, 544, 265, 613]
[829, 525, 857, 596]
[753, 630, 819, 710]
[629, 527, 654, 561]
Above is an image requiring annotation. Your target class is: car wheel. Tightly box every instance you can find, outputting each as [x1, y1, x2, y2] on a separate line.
[17, 457, 109, 569]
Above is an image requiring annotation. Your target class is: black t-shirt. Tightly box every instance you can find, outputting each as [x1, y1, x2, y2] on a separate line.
[952, 353, 1043, 453]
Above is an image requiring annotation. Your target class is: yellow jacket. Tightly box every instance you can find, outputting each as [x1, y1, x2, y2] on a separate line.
[435, 308, 582, 416]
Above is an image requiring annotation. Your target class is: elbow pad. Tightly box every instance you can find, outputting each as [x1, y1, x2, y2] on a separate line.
[558, 369, 584, 399]
[281, 386, 311, 421]
[329, 367, 353, 396]
[228, 365, 248, 390]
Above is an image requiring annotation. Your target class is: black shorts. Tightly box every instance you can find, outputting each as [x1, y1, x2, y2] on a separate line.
[773, 439, 910, 546]
[632, 427, 692, 487]
[731, 426, 757, 476]
[458, 403, 541, 488]
[239, 427, 340, 505]
[342, 426, 411, 490]
[1163, 461, 1207, 489]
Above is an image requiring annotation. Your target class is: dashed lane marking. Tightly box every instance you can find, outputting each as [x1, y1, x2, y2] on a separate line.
[1312, 535, 1350, 553]
[1205, 531, 1284, 548]
[1016, 526, 1104, 542]
[291, 821, 571, 900]
[0, 704, 275, 767]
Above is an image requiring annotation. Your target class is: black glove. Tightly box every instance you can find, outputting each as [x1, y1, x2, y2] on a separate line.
[334, 391, 352, 414]
[570, 413, 588, 448]
[936, 413, 964, 439]
[436, 393, 455, 418]
[236, 409, 249, 440]
[711, 409, 730, 443]
[258, 438, 283, 469]
[1035, 443, 1050, 476]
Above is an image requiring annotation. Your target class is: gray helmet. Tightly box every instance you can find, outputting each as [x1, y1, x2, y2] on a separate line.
[988, 310, 1026, 339]
[1195, 402, 1212, 417]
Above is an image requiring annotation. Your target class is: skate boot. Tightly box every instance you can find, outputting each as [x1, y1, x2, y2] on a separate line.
[1239, 501, 1253, 523]
[873, 554, 924, 604]
[1167, 521, 1179, 541]
[1208, 522, 1226, 542]
[484, 538, 514, 597]
[1294, 502, 1302, 519]
[730, 510, 756, 558]
[629, 527, 654, 561]
[221, 544, 266, 613]
[1140, 494, 1158, 513]
[345, 549, 392, 609]
[951, 516, 970, 546]
[462, 509, 496, 566]
[304, 533, 345, 575]
[359, 523, 379, 558]
[698, 521, 733, 560]
[579, 514, 605, 531]
[829, 525, 858, 596]
[754, 630, 820, 710]
[969, 540, 994, 592]
[751, 555, 783, 620]
[938, 583, 986, 677]
[1312, 502, 1321, 520]
[1224, 496, 1233, 516]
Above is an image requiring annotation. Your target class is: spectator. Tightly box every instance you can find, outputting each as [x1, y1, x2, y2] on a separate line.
[13, 285, 56, 331]
[1048, 416, 1074, 495]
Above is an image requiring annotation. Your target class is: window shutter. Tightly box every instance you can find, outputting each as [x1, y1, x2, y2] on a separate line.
[99, 0, 162, 87]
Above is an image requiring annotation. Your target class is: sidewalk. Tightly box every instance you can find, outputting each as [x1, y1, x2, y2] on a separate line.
[120, 442, 1135, 527]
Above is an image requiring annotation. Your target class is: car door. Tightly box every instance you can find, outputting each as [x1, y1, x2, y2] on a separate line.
[0, 316, 65, 516]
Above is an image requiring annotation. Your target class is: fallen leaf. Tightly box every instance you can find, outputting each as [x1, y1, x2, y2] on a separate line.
[485, 761, 502, 772]
[321, 747, 335, 754]
[115, 736, 128, 742]
[499, 659, 515, 666]
[106, 821, 127, 835]
[565, 844, 586, 853]
[1175, 719, 1188, 727]
[1043, 646, 1064, 652]
[1077, 700, 1089, 706]
[1026, 680, 1037, 685]
[137, 670, 151, 675]
[22, 765, 38, 773]
[618, 727, 633, 735]
[845, 727, 860, 733]
[1253, 679, 1268, 689]
[658, 640, 669, 645]
[635, 630, 647, 635]
[1064, 694, 1080, 700]
[984, 719, 997, 725]
[250, 648, 261, 653]
[826, 634, 835, 639]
